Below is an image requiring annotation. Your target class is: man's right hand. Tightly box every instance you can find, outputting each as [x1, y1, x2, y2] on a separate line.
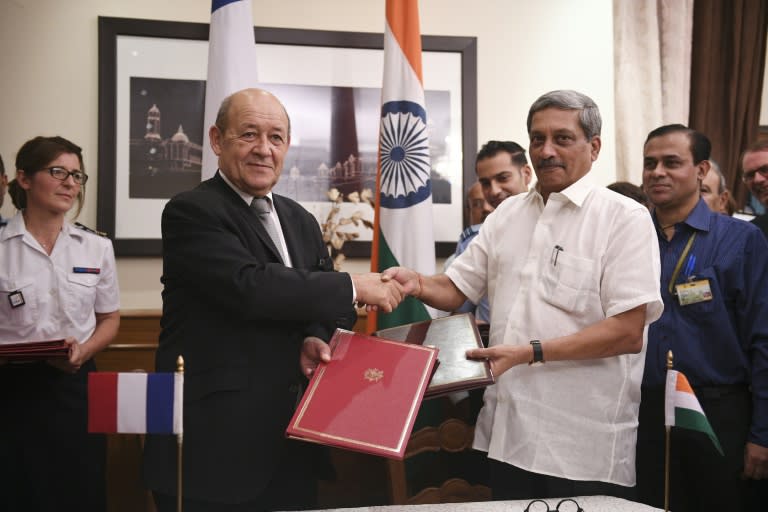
[351, 273, 405, 313]
[381, 266, 422, 297]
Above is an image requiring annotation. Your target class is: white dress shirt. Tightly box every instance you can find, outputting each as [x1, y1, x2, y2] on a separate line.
[445, 174, 663, 486]
[0, 212, 120, 345]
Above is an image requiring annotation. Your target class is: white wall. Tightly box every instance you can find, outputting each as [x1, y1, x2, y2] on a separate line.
[0, 0, 615, 310]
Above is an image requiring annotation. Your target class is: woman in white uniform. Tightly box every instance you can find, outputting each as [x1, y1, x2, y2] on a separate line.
[0, 136, 120, 511]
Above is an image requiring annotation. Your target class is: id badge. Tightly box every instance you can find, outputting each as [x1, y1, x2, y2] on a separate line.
[675, 279, 713, 306]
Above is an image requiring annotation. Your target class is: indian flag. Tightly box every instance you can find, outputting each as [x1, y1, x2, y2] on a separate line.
[370, 0, 435, 331]
[88, 372, 184, 434]
[665, 369, 723, 455]
[201, 0, 259, 180]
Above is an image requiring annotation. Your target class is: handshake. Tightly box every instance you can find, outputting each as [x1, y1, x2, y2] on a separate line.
[351, 267, 423, 313]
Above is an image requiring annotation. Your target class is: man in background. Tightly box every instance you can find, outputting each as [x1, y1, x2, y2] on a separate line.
[700, 159, 733, 215]
[385, 90, 662, 500]
[476, 140, 532, 208]
[0, 154, 7, 226]
[143, 87, 405, 511]
[637, 124, 768, 512]
[453, 181, 493, 260]
[450, 141, 531, 324]
[607, 181, 649, 208]
[741, 140, 768, 237]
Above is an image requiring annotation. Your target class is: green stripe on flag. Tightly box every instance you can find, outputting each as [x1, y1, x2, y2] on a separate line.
[675, 408, 724, 455]
[377, 234, 430, 329]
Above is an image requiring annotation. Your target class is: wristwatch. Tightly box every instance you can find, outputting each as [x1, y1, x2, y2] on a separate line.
[529, 339, 544, 365]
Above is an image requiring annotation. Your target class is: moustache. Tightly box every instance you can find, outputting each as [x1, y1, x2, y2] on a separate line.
[537, 159, 566, 169]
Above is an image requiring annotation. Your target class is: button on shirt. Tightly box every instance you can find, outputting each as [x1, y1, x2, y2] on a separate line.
[645, 199, 768, 446]
[0, 213, 120, 344]
[445, 175, 663, 486]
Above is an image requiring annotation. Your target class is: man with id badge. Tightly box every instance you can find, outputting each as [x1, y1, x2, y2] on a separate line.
[636, 124, 768, 512]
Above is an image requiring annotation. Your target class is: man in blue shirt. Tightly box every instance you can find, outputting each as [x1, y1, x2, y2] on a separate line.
[448, 182, 493, 323]
[636, 124, 768, 511]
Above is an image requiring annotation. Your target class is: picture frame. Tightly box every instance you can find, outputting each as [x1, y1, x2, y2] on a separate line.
[97, 16, 477, 257]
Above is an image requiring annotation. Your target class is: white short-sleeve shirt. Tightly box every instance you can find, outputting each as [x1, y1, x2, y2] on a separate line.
[0, 212, 120, 345]
[446, 174, 662, 486]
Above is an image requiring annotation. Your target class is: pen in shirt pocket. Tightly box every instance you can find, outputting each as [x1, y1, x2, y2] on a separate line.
[683, 254, 696, 279]
[551, 245, 564, 266]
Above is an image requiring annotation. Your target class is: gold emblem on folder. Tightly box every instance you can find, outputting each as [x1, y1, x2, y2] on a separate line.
[364, 368, 384, 382]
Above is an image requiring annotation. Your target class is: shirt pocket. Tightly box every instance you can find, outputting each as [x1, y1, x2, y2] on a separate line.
[541, 252, 597, 313]
[0, 278, 39, 329]
[64, 273, 99, 325]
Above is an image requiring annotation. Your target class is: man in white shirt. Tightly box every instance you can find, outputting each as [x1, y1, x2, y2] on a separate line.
[384, 90, 663, 499]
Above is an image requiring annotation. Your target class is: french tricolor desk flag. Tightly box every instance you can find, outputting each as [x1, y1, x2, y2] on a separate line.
[88, 372, 183, 434]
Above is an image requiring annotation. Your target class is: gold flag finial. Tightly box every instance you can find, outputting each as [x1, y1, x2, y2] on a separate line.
[176, 355, 185, 373]
[666, 350, 674, 370]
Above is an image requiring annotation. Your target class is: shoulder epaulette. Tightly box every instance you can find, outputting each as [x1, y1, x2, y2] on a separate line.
[74, 222, 109, 237]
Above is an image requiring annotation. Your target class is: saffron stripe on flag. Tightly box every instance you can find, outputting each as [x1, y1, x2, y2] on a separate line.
[88, 372, 118, 433]
[117, 373, 147, 433]
[147, 372, 175, 434]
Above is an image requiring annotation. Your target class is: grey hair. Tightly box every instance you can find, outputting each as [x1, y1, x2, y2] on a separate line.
[526, 90, 602, 139]
[708, 159, 726, 194]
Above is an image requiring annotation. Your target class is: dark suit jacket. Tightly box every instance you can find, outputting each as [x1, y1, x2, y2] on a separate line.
[143, 173, 356, 504]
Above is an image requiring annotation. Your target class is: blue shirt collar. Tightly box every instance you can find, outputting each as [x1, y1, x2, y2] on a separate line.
[653, 198, 714, 233]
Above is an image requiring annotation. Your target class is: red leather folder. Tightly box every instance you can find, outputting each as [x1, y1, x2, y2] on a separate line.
[0, 339, 69, 361]
[286, 329, 438, 459]
[375, 313, 494, 398]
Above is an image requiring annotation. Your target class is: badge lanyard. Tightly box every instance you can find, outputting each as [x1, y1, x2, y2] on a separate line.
[667, 232, 697, 295]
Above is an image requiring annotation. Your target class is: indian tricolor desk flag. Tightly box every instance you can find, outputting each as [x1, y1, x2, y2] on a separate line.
[201, 0, 259, 180]
[370, 0, 435, 331]
[665, 369, 723, 455]
[88, 372, 183, 434]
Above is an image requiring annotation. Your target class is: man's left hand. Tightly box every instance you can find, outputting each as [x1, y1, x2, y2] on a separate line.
[744, 441, 768, 479]
[300, 336, 331, 377]
[466, 344, 531, 376]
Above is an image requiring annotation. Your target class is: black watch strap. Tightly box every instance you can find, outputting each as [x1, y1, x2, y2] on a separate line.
[529, 339, 544, 365]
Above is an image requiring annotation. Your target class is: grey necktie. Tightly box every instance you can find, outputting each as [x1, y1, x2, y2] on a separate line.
[250, 196, 285, 262]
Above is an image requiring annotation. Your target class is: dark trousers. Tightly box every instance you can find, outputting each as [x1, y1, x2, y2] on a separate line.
[0, 360, 106, 512]
[153, 438, 321, 512]
[635, 386, 758, 512]
[488, 459, 634, 501]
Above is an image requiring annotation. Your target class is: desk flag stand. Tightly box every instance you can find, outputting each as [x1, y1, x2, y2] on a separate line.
[663, 350, 723, 512]
[87, 354, 186, 510]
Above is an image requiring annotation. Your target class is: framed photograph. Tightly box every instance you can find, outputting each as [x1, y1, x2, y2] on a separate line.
[97, 17, 477, 257]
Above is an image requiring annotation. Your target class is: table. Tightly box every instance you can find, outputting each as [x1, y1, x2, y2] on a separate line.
[310, 496, 663, 512]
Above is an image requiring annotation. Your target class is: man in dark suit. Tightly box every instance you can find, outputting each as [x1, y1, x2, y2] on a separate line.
[143, 88, 405, 511]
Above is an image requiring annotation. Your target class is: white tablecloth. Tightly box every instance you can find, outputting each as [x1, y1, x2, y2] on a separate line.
[311, 496, 663, 512]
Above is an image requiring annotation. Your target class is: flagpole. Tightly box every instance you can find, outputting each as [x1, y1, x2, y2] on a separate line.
[176, 355, 185, 512]
[664, 350, 673, 512]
